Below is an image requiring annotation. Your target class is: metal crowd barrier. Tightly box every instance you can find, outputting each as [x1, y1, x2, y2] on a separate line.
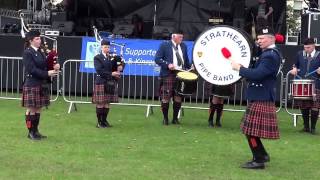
[0, 56, 60, 101]
[62, 59, 284, 116]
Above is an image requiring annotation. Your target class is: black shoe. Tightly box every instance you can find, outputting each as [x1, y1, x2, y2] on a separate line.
[172, 119, 180, 125]
[96, 123, 107, 128]
[27, 132, 41, 140]
[252, 155, 270, 163]
[104, 120, 113, 128]
[241, 161, 265, 169]
[310, 129, 316, 135]
[163, 119, 169, 125]
[208, 120, 214, 128]
[35, 131, 47, 138]
[300, 128, 310, 133]
[263, 155, 270, 163]
[216, 121, 222, 127]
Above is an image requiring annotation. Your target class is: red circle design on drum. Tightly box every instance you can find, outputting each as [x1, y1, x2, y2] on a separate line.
[193, 25, 252, 85]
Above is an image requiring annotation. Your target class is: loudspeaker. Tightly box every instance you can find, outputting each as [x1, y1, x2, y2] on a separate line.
[52, 21, 74, 33]
[301, 12, 320, 45]
[152, 25, 174, 39]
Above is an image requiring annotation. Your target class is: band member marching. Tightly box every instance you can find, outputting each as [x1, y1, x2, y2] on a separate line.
[231, 27, 281, 169]
[92, 40, 123, 128]
[155, 30, 191, 125]
[22, 30, 60, 140]
[290, 38, 320, 134]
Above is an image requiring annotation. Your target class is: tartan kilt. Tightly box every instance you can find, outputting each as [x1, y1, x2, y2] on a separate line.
[159, 74, 179, 101]
[92, 83, 119, 104]
[241, 101, 279, 139]
[204, 81, 233, 98]
[21, 85, 50, 108]
[293, 89, 320, 109]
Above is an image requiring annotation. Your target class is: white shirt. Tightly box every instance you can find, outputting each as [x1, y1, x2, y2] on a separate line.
[30, 45, 39, 52]
[171, 40, 184, 70]
[267, 44, 276, 49]
[307, 49, 316, 58]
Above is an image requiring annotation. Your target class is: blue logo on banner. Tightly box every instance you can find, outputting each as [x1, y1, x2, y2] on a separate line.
[80, 37, 194, 76]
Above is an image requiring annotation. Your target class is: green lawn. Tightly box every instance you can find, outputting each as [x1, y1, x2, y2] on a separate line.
[0, 99, 319, 180]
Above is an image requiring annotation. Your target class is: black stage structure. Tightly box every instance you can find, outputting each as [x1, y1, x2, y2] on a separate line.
[0, 0, 287, 39]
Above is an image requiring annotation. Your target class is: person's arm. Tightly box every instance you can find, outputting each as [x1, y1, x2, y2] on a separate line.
[23, 51, 49, 79]
[94, 56, 112, 80]
[155, 43, 170, 69]
[239, 55, 278, 81]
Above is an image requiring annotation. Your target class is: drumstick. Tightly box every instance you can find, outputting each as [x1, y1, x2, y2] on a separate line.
[295, 74, 302, 79]
[305, 69, 318, 78]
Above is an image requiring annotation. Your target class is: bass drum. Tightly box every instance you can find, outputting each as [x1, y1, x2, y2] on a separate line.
[193, 25, 254, 86]
[211, 84, 234, 98]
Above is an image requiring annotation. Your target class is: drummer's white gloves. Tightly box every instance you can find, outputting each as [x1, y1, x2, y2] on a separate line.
[168, 64, 175, 70]
[231, 60, 241, 71]
[317, 67, 320, 75]
[290, 67, 298, 76]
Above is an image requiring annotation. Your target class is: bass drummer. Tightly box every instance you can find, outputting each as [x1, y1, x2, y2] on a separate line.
[206, 83, 233, 128]
[290, 38, 320, 135]
[231, 26, 281, 169]
[155, 29, 192, 125]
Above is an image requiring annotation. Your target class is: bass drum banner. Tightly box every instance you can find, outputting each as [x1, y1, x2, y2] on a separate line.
[193, 25, 253, 85]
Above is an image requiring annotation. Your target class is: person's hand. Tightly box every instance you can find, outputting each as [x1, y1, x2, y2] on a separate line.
[290, 67, 298, 76]
[53, 63, 60, 71]
[190, 64, 195, 71]
[168, 64, 175, 70]
[317, 67, 320, 75]
[48, 70, 58, 77]
[112, 71, 121, 79]
[117, 65, 123, 72]
[231, 60, 241, 71]
[264, 15, 268, 20]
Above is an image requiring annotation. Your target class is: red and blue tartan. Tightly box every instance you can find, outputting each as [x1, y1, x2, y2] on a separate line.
[21, 85, 50, 108]
[241, 101, 279, 139]
[294, 89, 320, 109]
[159, 74, 180, 101]
[92, 83, 119, 104]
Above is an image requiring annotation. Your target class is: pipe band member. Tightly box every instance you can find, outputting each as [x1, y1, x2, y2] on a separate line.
[155, 30, 191, 125]
[22, 30, 60, 140]
[231, 26, 281, 169]
[290, 38, 320, 135]
[92, 40, 122, 128]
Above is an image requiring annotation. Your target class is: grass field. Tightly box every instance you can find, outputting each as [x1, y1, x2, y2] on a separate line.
[0, 99, 319, 180]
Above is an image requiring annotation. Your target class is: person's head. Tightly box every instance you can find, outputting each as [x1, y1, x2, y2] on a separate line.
[256, 27, 275, 50]
[171, 30, 184, 44]
[25, 30, 41, 48]
[100, 39, 110, 54]
[303, 38, 316, 54]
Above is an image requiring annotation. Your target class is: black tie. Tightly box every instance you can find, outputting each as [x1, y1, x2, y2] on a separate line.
[174, 45, 183, 67]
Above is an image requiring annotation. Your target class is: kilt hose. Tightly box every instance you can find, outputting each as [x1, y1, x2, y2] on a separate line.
[22, 85, 50, 108]
[92, 83, 119, 104]
[241, 101, 279, 139]
[294, 89, 320, 109]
